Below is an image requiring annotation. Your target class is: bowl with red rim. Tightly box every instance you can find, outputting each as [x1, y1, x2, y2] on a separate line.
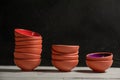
[15, 28, 42, 39]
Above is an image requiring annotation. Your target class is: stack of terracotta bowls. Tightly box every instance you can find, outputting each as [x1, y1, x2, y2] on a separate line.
[52, 45, 79, 72]
[86, 52, 113, 72]
[14, 28, 42, 71]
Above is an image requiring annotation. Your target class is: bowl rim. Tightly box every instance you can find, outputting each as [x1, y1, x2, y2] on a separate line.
[15, 28, 42, 38]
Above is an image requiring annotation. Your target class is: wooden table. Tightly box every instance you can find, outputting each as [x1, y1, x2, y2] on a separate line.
[0, 66, 119, 80]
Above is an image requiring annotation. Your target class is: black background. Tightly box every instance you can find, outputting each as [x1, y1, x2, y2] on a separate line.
[0, 0, 120, 67]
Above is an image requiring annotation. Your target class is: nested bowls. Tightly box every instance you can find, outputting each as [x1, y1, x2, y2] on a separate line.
[14, 28, 42, 71]
[52, 45, 79, 72]
[86, 52, 113, 72]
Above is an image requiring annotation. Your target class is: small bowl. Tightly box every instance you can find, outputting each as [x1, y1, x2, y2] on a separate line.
[15, 37, 42, 41]
[15, 48, 42, 54]
[15, 40, 42, 45]
[15, 28, 42, 39]
[14, 53, 41, 59]
[86, 60, 113, 72]
[14, 59, 41, 71]
[52, 50, 78, 55]
[15, 44, 42, 49]
[52, 45, 79, 53]
[52, 60, 78, 72]
[52, 54, 79, 60]
[86, 52, 113, 61]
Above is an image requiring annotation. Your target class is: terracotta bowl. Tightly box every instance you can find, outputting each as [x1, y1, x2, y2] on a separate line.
[15, 40, 42, 45]
[52, 60, 78, 72]
[86, 60, 113, 72]
[14, 59, 41, 71]
[52, 54, 79, 60]
[52, 45, 79, 53]
[52, 49, 78, 55]
[15, 44, 42, 49]
[15, 28, 42, 39]
[14, 48, 42, 54]
[15, 37, 42, 41]
[86, 52, 113, 61]
[14, 53, 41, 59]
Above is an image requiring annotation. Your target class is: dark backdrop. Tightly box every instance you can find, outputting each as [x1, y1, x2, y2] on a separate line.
[0, 0, 120, 67]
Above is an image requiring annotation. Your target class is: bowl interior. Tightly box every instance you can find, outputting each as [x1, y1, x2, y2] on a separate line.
[88, 52, 112, 58]
[15, 29, 40, 37]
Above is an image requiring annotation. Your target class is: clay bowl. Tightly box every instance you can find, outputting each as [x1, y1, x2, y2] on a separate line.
[86, 60, 113, 72]
[15, 28, 42, 39]
[52, 60, 78, 72]
[15, 48, 42, 54]
[52, 50, 78, 55]
[15, 37, 42, 42]
[14, 59, 41, 71]
[15, 44, 42, 49]
[86, 52, 113, 61]
[52, 54, 79, 60]
[52, 45, 79, 53]
[14, 53, 41, 59]
[15, 40, 42, 45]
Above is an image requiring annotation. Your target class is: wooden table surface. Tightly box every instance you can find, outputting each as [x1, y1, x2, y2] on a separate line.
[0, 66, 120, 80]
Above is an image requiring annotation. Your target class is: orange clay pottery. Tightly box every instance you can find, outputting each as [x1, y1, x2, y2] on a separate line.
[52, 44, 79, 72]
[52, 60, 78, 72]
[14, 53, 41, 59]
[15, 40, 42, 45]
[14, 59, 41, 71]
[52, 50, 78, 55]
[52, 45, 79, 53]
[15, 28, 42, 39]
[86, 52, 113, 61]
[15, 45, 42, 49]
[52, 54, 79, 60]
[86, 60, 113, 73]
[86, 52, 113, 72]
[15, 37, 41, 41]
[14, 28, 42, 71]
[15, 48, 42, 54]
